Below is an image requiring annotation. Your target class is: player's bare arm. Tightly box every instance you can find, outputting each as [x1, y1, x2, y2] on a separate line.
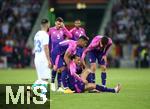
[44, 44, 52, 68]
[61, 22, 72, 39]
[64, 51, 71, 66]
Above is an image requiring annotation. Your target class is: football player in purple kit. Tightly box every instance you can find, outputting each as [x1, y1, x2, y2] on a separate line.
[68, 55, 121, 93]
[70, 19, 88, 62]
[81, 35, 112, 87]
[70, 19, 86, 41]
[48, 17, 72, 92]
[51, 36, 89, 93]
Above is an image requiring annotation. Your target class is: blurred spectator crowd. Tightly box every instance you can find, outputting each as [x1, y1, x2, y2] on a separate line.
[105, 0, 150, 68]
[0, 0, 149, 68]
[0, 0, 42, 68]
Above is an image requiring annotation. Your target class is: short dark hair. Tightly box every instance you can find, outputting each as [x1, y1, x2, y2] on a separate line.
[70, 55, 76, 60]
[101, 36, 109, 46]
[56, 17, 64, 22]
[41, 19, 48, 24]
[70, 55, 79, 60]
[78, 35, 89, 42]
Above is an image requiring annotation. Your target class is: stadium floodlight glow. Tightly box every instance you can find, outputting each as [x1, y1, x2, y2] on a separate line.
[82, 3, 87, 9]
[76, 3, 87, 10]
[76, 3, 82, 9]
[50, 8, 55, 12]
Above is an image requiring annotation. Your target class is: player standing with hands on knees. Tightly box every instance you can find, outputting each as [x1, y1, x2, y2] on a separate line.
[48, 17, 72, 92]
[32, 19, 51, 98]
[81, 35, 112, 87]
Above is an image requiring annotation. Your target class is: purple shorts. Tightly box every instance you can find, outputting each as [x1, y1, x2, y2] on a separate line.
[51, 51, 66, 69]
[74, 79, 85, 93]
[88, 49, 105, 65]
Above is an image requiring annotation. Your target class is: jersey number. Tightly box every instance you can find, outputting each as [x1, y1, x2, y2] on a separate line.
[57, 34, 61, 39]
[34, 40, 42, 52]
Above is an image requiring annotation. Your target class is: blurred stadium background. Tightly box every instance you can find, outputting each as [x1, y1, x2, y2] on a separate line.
[0, 0, 149, 69]
[0, 0, 150, 109]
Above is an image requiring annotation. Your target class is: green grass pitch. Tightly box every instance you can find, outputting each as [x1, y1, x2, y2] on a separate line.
[0, 68, 150, 109]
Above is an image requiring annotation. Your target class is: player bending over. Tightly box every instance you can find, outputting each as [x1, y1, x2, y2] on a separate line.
[82, 35, 112, 87]
[51, 36, 88, 92]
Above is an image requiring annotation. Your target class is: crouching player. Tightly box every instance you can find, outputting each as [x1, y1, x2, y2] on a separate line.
[68, 55, 121, 93]
[51, 36, 89, 92]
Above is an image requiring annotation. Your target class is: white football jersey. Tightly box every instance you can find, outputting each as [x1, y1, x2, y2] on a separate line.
[34, 30, 49, 62]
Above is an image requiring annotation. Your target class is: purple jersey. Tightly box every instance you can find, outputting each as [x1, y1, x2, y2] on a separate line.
[69, 61, 85, 93]
[69, 61, 82, 81]
[82, 35, 112, 60]
[51, 40, 77, 69]
[70, 27, 86, 41]
[48, 26, 72, 51]
[55, 40, 77, 56]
